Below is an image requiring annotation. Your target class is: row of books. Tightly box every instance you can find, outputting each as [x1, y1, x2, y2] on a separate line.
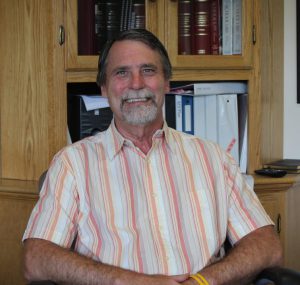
[178, 0, 242, 55]
[165, 82, 248, 172]
[78, 0, 145, 55]
[263, 159, 300, 174]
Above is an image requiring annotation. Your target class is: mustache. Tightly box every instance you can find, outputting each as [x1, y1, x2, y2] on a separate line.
[121, 89, 155, 102]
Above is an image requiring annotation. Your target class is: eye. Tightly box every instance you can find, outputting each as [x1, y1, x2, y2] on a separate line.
[142, 67, 156, 75]
[115, 69, 128, 77]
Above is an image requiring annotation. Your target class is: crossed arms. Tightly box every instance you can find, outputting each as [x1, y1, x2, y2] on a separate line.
[23, 225, 282, 285]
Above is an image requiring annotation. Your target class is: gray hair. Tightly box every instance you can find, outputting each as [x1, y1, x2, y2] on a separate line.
[96, 29, 172, 87]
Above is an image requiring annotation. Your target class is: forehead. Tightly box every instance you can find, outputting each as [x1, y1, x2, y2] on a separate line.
[106, 40, 162, 68]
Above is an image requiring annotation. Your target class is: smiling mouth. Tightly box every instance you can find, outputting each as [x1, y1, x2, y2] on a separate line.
[125, 98, 149, 103]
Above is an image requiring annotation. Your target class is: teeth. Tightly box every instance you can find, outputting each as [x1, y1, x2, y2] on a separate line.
[126, 98, 148, 103]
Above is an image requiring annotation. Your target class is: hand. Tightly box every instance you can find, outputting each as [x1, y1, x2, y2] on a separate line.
[120, 273, 190, 285]
[172, 274, 190, 283]
[180, 277, 198, 285]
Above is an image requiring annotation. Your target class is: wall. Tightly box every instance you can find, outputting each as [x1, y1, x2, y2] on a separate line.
[284, 0, 300, 158]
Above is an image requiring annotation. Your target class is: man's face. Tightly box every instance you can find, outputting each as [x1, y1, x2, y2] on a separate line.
[101, 40, 170, 128]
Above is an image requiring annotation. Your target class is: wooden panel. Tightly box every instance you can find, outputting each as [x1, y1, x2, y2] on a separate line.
[0, 0, 66, 180]
[285, 181, 300, 270]
[0, 193, 38, 285]
[256, 191, 286, 246]
[258, 0, 284, 165]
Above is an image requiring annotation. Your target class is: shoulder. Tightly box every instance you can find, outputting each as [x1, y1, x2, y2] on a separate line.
[53, 130, 110, 164]
[167, 127, 237, 167]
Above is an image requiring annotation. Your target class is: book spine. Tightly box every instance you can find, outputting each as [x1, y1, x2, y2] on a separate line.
[95, 0, 107, 54]
[222, 0, 233, 55]
[175, 95, 183, 131]
[165, 94, 176, 129]
[204, 95, 218, 142]
[232, 0, 242, 54]
[193, 0, 211, 55]
[133, 1, 145, 29]
[178, 0, 193, 55]
[182, 96, 194, 134]
[78, 0, 96, 55]
[217, 94, 239, 163]
[193, 81, 247, 95]
[193, 95, 206, 139]
[210, 0, 221, 55]
[106, 0, 121, 41]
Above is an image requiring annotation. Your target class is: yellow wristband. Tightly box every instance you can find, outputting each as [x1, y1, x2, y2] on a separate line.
[195, 273, 209, 285]
[190, 274, 204, 285]
[190, 273, 209, 285]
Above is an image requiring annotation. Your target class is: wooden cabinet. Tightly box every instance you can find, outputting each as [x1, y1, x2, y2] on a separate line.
[0, 0, 284, 180]
[65, 0, 253, 70]
[64, 0, 284, 174]
[0, 0, 66, 181]
[0, 179, 38, 285]
[255, 175, 300, 270]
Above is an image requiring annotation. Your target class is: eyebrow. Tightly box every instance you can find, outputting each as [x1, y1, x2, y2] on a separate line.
[110, 63, 158, 74]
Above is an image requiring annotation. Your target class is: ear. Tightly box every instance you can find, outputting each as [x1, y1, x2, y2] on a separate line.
[101, 86, 108, 97]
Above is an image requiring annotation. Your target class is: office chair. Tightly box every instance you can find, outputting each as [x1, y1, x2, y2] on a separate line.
[26, 173, 300, 285]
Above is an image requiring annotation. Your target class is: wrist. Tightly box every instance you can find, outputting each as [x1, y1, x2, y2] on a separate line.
[190, 273, 209, 285]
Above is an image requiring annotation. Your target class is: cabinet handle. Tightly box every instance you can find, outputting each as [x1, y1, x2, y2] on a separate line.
[276, 214, 281, 234]
[58, 25, 65, 46]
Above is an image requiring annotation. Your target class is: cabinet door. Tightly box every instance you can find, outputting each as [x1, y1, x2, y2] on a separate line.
[256, 191, 286, 247]
[0, 194, 37, 285]
[65, 0, 160, 70]
[165, 0, 253, 69]
[0, 0, 66, 180]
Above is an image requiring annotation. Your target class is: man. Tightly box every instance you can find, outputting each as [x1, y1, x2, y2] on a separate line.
[23, 29, 282, 285]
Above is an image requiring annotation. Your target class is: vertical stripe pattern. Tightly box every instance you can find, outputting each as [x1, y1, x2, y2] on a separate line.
[23, 121, 273, 275]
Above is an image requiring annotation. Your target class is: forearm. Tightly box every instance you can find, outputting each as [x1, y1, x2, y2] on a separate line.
[188, 226, 283, 285]
[23, 238, 188, 285]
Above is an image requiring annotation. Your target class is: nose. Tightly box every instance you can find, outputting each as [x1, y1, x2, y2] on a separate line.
[130, 71, 145, 90]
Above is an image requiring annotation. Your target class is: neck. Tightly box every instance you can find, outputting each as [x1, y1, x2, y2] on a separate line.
[115, 118, 164, 154]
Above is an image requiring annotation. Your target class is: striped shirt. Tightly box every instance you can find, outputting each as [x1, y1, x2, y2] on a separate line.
[23, 121, 273, 275]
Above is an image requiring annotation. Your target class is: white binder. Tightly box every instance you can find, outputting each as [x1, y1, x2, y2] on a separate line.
[217, 94, 239, 164]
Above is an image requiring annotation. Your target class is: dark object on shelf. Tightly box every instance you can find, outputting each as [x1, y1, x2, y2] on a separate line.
[68, 94, 113, 143]
[255, 168, 287, 178]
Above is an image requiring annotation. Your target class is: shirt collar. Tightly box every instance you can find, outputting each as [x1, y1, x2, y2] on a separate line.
[106, 119, 175, 160]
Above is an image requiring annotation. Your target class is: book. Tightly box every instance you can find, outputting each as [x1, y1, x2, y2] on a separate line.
[106, 0, 121, 41]
[182, 96, 194, 134]
[217, 94, 239, 164]
[263, 159, 300, 170]
[232, 0, 242, 54]
[169, 81, 248, 96]
[210, 0, 221, 55]
[193, 94, 218, 142]
[178, 0, 193, 55]
[222, 0, 233, 55]
[78, 0, 96, 55]
[175, 95, 183, 131]
[95, 0, 107, 54]
[165, 93, 177, 129]
[132, 1, 145, 29]
[237, 93, 248, 172]
[193, 0, 211, 55]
